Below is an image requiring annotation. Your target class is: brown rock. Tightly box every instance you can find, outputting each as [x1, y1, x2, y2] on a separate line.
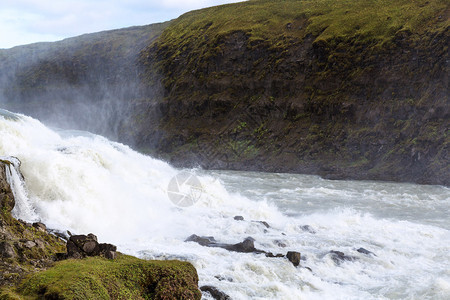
[286, 251, 301, 267]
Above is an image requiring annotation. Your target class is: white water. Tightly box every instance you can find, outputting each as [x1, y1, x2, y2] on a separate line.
[1, 109, 449, 300]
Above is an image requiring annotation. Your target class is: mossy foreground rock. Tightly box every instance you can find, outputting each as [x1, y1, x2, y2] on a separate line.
[0, 160, 201, 299]
[1, 160, 66, 288]
[1, 255, 201, 300]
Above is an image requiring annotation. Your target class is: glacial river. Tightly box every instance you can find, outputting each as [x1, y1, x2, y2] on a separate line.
[1, 109, 449, 299]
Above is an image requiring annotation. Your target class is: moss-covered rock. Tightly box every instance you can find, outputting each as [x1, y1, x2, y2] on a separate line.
[1, 255, 201, 300]
[0, 160, 201, 299]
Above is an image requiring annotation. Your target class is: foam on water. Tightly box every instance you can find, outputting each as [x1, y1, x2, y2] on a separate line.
[1, 109, 449, 299]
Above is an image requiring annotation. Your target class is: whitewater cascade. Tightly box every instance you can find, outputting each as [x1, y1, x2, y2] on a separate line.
[0, 109, 449, 299]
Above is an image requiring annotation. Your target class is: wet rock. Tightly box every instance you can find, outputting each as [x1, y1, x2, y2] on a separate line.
[185, 235, 266, 254]
[224, 237, 258, 253]
[0, 241, 16, 258]
[357, 247, 376, 256]
[50, 230, 70, 241]
[300, 225, 316, 234]
[185, 234, 217, 246]
[265, 252, 284, 258]
[329, 250, 357, 264]
[256, 221, 270, 228]
[32, 222, 47, 233]
[214, 275, 233, 282]
[286, 251, 301, 267]
[200, 285, 231, 300]
[233, 216, 244, 221]
[304, 266, 313, 272]
[273, 240, 287, 247]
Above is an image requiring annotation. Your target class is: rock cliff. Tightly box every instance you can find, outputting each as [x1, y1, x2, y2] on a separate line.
[0, 0, 448, 185]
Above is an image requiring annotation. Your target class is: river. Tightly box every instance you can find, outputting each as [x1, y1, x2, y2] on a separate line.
[1, 109, 449, 299]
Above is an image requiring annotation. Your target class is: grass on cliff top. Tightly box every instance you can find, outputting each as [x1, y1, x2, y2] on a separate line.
[158, 0, 449, 48]
[1, 255, 201, 300]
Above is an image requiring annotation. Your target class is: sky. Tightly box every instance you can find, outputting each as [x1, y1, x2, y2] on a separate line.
[0, 0, 244, 49]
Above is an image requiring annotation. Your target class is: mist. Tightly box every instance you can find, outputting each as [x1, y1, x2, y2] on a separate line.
[0, 23, 166, 145]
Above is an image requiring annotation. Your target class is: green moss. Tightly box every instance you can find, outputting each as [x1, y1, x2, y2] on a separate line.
[148, 0, 448, 66]
[2, 255, 200, 300]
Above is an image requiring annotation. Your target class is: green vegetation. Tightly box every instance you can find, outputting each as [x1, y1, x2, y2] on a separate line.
[134, 0, 449, 185]
[152, 0, 448, 61]
[1, 255, 200, 300]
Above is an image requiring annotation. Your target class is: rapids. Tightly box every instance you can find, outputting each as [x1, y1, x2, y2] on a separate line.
[1, 109, 449, 299]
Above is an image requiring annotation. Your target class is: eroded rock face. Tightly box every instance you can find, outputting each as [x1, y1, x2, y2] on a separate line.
[0, 161, 15, 213]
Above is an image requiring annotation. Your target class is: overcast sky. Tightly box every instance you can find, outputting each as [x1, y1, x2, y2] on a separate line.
[0, 0, 244, 49]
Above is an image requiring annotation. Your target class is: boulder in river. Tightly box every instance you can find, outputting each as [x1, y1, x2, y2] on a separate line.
[185, 235, 266, 254]
[329, 250, 358, 265]
[357, 247, 376, 256]
[286, 251, 301, 267]
[185, 234, 217, 246]
[200, 285, 231, 300]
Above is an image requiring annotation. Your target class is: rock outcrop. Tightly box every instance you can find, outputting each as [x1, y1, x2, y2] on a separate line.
[185, 234, 300, 266]
[65, 233, 117, 259]
[0, 1, 448, 185]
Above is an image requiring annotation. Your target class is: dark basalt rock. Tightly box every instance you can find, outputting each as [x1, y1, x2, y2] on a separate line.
[214, 275, 233, 282]
[286, 251, 301, 267]
[273, 240, 287, 248]
[254, 221, 270, 228]
[265, 252, 284, 258]
[185, 234, 301, 266]
[300, 225, 316, 234]
[200, 285, 231, 300]
[185, 235, 265, 254]
[233, 215, 244, 221]
[224, 237, 261, 253]
[329, 250, 358, 265]
[185, 234, 217, 246]
[357, 247, 376, 256]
